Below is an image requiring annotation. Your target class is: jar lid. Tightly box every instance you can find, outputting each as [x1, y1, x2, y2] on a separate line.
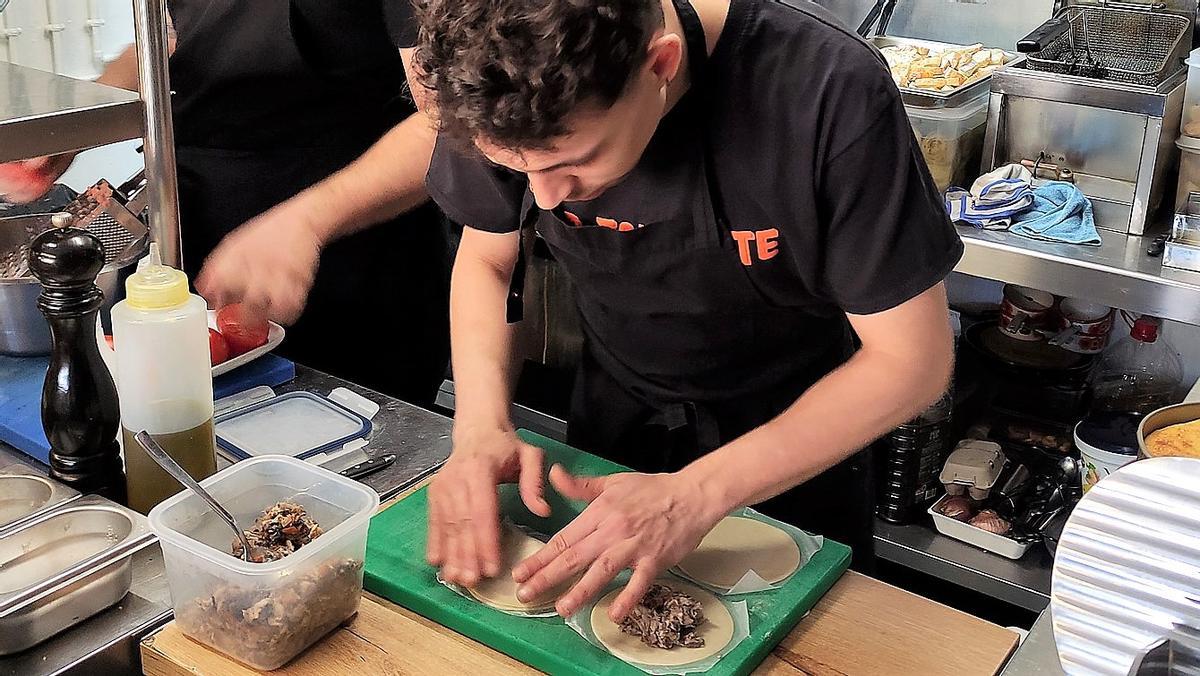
[1074, 412, 1142, 457]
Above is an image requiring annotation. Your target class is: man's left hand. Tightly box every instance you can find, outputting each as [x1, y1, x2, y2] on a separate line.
[512, 465, 727, 621]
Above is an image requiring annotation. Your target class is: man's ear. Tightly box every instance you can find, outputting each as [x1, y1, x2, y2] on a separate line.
[646, 33, 684, 87]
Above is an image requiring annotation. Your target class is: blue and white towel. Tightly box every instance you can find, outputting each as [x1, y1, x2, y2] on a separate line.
[945, 164, 1035, 229]
[1010, 182, 1101, 246]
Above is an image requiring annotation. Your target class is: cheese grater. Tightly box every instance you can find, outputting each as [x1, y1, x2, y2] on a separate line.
[0, 173, 149, 279]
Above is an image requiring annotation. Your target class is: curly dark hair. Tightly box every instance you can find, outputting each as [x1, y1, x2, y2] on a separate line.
[413, 0, 665, 151]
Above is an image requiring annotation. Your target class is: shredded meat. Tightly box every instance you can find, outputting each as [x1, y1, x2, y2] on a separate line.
[231, 501, 324, 563]
[177, 558, 363, 668]
[619, 584, 706, 649]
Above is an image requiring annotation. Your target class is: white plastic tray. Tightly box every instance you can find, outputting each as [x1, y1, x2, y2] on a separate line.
[207, 310, 285, 377]
[927, 495, 1033, 560]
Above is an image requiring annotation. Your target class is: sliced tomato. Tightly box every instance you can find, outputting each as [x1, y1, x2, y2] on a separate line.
[215, 304, 269, 357]
[208, 328, 231, 366]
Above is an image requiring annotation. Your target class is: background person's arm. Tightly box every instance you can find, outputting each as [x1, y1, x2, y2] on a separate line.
[193, 49, 437, 321]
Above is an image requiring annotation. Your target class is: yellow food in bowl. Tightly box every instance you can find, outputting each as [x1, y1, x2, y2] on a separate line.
[1144, 419, 1200, 458]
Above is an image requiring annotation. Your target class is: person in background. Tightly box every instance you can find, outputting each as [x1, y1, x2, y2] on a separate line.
[0, 0, 448, 406]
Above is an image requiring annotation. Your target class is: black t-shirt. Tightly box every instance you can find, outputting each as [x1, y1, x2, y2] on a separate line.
[382, 0, 419, 49]
[424, 0, 961, 315]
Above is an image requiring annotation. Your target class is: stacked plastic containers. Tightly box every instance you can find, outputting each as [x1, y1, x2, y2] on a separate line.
[1176, 48, 1200, 209]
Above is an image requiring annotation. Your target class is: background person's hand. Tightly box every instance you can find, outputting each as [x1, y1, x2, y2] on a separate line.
[194, 199, 321, 325]
[0, 156, 75, 203]
[427, 426, 551, 587]
[511, 465, 727, 620]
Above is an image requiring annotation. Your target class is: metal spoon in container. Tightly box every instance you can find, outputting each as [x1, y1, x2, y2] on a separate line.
[133, 430, 267, 562]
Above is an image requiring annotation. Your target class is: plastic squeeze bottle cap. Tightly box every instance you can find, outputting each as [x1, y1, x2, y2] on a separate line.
[124, 243, 190, 310]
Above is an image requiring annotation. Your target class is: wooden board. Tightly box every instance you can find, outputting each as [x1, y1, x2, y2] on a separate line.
[141, 571, 1017, 676]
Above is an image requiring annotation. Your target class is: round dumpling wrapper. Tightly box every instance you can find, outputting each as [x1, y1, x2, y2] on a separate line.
[676, 516, 801, 589]
[466, 524, 573, 612]
[591, 579, 734, 668]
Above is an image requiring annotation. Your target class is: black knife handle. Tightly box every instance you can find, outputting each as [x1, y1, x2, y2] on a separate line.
[340, 453, 397, 480]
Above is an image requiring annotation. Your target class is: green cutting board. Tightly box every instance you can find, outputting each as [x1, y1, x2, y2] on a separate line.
[364, 430, 851, 675]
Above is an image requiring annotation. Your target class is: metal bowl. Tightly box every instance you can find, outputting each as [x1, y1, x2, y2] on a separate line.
[0, 214, 147, 356]
[1137, 402, 1200, 459]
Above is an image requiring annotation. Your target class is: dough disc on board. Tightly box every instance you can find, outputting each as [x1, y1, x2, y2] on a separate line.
[591, 579, 734, 667]
[466, 524, 571, 612]
[676, 516, 801, 589]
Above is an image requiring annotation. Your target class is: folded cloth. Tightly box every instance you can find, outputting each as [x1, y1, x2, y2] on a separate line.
[1009, 181, 1101, 246]
[944, 164, 1034, 229]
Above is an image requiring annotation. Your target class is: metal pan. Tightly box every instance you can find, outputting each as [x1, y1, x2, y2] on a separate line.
[870, 36, 1024, 108]
[0, 495, 156, 655]
[1137, 402, 1200, 459]
[0, 464, 79, 535]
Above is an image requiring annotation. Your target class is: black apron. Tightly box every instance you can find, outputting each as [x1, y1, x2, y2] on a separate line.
[520, 0, 875, 562]
[169, 0, 450, 406]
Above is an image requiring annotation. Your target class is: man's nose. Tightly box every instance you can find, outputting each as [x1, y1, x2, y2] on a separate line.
[528, 172, 573, 210]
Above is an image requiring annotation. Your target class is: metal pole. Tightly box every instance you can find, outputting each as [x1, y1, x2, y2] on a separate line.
[131, 0, 182, 269]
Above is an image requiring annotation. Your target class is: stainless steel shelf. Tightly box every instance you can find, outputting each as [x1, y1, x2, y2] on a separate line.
[0, 63, 143, 163]
[956, 225, 1200, 326]
[874, 518, 1052, 613]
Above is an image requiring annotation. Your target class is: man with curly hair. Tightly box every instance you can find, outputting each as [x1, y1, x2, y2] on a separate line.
[400, 0, 964, 620]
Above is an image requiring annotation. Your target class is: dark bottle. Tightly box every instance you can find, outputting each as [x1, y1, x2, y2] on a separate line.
[29, 227, 126, 503]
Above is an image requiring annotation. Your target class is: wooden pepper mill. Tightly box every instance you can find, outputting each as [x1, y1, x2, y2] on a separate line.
[29, 226, 127, 503]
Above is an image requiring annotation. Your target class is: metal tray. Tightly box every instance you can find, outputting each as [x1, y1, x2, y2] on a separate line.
[870, 36, 1024, 108]
[0, 464, 79, 535]
[0, 495, 156, 655]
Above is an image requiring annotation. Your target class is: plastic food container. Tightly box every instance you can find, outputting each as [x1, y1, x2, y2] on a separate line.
[906, 92, 990, 192]
[1074, 412, 1140, 493]
[1177, 135, 1200, 211]
[1182, 49, 1200, 138]
[928, 495, 1033, 560]
[148, 455, 379, 670]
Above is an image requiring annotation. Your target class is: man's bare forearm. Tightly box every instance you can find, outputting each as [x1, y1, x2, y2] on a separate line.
[288, 112, 436, 247]
[680, 285, 954, 510]
[450, 229, 524, 435]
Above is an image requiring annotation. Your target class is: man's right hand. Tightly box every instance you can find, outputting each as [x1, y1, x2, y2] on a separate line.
[427, 426, 551, 587]
[0, 156, 75, 203]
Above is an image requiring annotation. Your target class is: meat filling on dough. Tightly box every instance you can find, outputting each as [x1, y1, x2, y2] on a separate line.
[620, 584, 706, 649]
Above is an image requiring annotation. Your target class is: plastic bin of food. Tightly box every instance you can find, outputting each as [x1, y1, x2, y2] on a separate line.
[1177, 135, 1200, 211]
[907, 92, 990, 192]
[148, 455, 379, 670]
[1182, 50, 1200, 138]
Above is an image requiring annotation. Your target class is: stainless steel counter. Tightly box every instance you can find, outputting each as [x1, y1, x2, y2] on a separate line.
[874, 518, 1052, 613]
[1003, 610, 1065, 676]
[0, 364, 451, 675]
[956, 225, 1200, 326]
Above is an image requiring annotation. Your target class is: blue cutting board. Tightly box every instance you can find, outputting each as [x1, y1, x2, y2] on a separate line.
[0, 354, 295, 464]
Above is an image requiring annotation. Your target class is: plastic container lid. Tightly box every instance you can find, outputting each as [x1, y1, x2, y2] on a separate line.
[214, 392, 371, 461]
[904, 90, 990, 121]
[1074, 412, 1141, 457]
[1187, 47, 1200, 68]
[1178, 135, 1200, 154]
